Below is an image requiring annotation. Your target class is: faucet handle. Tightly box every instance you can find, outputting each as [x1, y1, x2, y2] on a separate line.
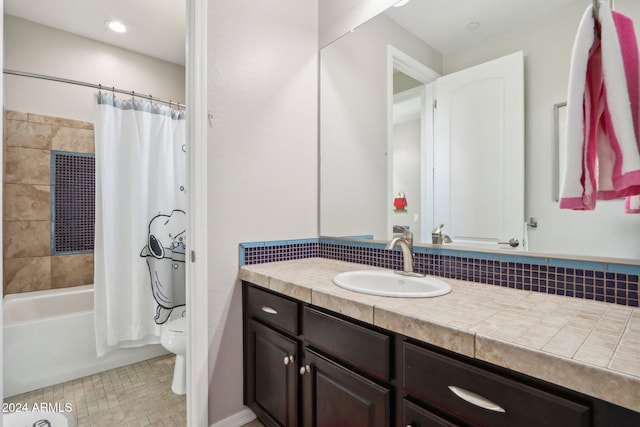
[393, 225, 408, 234]
[392, 225, 413, 246]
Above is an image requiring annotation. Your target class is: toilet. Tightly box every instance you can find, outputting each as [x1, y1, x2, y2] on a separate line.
[161, 316, 187, 395]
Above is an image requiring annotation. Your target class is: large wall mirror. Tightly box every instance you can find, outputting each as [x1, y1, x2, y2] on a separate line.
[320, 0, 640, 261]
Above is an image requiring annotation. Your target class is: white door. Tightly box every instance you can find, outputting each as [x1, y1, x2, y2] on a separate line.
[433, 51, 524, 248]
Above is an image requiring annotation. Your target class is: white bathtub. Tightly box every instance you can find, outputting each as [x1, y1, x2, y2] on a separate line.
[3, 284, 168, 398]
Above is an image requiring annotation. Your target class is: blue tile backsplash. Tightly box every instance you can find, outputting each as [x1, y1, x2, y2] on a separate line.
[239, 238, 639, 308]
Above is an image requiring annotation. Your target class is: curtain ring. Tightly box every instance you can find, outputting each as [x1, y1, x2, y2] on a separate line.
[98, 84, 102, 96]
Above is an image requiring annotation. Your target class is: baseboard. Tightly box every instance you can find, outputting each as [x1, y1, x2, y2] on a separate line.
[209, 407, 256, 427]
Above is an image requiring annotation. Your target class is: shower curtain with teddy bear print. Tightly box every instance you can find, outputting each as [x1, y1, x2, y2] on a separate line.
[93, 93, 187, 357]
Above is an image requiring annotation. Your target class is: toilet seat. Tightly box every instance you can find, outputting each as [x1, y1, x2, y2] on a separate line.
[165, 317, 186, 333]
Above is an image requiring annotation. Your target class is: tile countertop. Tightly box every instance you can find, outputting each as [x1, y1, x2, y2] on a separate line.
[239, 257, 640, 413]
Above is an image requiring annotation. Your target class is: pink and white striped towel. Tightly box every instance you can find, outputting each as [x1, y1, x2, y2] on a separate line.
[559, 1, 640, 212]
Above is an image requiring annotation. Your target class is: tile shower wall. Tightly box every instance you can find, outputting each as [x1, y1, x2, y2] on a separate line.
[239, 238, 640, 308]
[3, 110, 94, 294]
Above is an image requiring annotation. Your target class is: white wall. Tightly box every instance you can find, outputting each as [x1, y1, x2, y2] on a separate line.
[320, 13, 441, 239]
[206, 0, 318, 423]
[319, 0, 397, 48]
[4, 16, 185, 122]
[444, 0, 640, 259]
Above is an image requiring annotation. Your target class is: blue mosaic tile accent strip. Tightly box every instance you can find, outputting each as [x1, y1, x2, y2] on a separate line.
[239, 238, 639, 308]
[240, 238, 318, 265]
[51, 151, 95, 255]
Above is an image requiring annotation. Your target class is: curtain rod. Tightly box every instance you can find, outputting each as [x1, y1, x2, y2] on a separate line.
[3, 69, 185, 109]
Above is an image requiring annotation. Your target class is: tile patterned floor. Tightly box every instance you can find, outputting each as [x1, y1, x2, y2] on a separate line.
[4, 354, 186, 427]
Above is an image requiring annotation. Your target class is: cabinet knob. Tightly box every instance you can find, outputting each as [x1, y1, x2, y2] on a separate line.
[299, 365, 311, 376]
[283, 355, 295, 366]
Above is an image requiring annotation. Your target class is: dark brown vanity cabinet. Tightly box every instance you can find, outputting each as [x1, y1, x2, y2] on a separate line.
[246, 320, 299, 426]
[403, 399, 460, 427]
[244, 285, 301, 426]
[301, 349, 391, 427]
[403, 342, 590, 427]
[244, 283, 392, 427]
[301, 306, 393, 427]
[243, 282, 640, 427]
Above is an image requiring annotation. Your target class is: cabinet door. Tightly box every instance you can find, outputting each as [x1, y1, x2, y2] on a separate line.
[433, 51, 524, 247]
[301, 349, 390, 427]
[403, 399, 462, 427]
[246, 319, 299, 427]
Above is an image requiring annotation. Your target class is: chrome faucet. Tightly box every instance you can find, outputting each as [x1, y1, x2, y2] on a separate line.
[431, 224, 452, 245]
[386, 226, 422, 276]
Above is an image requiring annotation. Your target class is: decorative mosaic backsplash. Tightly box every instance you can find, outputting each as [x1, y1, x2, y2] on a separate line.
[239, 238, 640, 308]
[240, 239, 318, 265]
[52, 151, 95, 254]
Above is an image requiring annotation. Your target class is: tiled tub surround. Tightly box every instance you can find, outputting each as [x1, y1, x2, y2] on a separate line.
[3, 110, 95, 294]
[240, 238, 639, 308]
[239, 257, 640, 413]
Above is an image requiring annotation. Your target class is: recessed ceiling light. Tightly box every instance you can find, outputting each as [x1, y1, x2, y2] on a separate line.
[106, 20, 127, 33]
[467, 21, 480, 31]
[393, 0, 411, 7]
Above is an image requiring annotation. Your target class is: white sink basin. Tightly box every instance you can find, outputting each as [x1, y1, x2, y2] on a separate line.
[332, 270, 452, 298]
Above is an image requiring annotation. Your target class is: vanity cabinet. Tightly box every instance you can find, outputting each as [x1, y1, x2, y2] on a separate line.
[403, 342, 590, 427]
[403, 399, 460, 427]
[301, 348, 391, 427]
[301, 306, 393, 426]
[245, 320, 299, 426]
[243, 281, 640, 427]
[244, 283, 392, 427]
[244, 285, 301, 426]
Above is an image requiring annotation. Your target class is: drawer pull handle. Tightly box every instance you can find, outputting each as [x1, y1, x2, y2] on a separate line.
[448, 386, 506, 413]
[300, 365, 311, 376]
[261, 306, 278, 315]
[283, 355, 295, 366]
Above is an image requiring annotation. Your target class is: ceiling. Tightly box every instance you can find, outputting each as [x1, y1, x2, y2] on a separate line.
[4, 0, 186, 66]
[3, 0, 586, 65]
[385, 0, 584, 53]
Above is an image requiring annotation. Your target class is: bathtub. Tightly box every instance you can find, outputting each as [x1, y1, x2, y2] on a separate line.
[3, 284, 168, 398]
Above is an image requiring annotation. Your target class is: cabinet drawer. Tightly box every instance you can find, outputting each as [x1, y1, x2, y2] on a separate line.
[403, 399, 460, 427]
[245, 284, 299, 336]
[403, 342, 590, 427]
[303, 307, 391, 380]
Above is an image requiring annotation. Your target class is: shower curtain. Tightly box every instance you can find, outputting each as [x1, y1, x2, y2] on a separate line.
[93, 93, 187, 357]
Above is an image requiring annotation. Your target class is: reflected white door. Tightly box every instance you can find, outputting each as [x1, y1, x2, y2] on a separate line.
[433, 51, 524, 248]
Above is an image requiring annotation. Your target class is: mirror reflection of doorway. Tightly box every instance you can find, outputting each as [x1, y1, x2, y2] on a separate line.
[388, 48, 524, 248]
[392, 85, 425, 241]
[388, 47, 438, 242]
